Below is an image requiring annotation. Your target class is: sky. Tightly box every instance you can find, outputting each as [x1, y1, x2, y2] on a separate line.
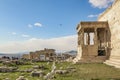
[0, 0, 114, 53]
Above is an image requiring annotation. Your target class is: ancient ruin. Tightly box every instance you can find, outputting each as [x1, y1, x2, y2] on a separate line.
[74, 21, 111, 63]
[22, 54, 30, 59]
[22, 49, 75, 61]
[30, 48, 56, 61]
[23, 48, 56, 61]
[74, 0, 120, 68]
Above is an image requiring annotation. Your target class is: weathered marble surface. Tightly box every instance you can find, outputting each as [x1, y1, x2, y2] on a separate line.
[98, 0, 120, 68]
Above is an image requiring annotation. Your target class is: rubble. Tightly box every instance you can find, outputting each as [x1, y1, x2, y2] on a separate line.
[31, 70, 45, 77]
[16, 76, 28, 80]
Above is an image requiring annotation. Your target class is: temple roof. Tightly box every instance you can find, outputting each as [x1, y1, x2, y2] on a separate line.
[77, 21, 108, 31]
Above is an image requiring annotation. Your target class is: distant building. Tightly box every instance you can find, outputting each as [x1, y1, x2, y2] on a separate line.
[29, 48, 56, 61]
[56, 53, 73, 61]
[22, 54, 30, 59]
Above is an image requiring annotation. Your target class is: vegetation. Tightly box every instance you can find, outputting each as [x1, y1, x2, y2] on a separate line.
[0, 62, 120, 80]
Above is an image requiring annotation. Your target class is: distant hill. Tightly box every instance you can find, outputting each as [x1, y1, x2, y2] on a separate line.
[0, 52, 29, 58]
[63, 50, 77, 55]
[0, 54, 21, 58]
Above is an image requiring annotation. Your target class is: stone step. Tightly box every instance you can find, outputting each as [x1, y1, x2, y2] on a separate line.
[105, 59, 120, 65]
[105, 60, 120, 68]
[81, 57, 106, 61]
[110, 59, 120, 63]
[73, 56, 106, 64]
[76, 59, 104, 63]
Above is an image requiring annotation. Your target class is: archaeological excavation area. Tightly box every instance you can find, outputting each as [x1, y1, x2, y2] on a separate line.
[0, 0, 120, 80]
[0, 61, 120, 80]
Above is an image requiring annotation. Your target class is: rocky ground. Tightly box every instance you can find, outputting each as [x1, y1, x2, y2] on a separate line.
[0, 61, 120, 80]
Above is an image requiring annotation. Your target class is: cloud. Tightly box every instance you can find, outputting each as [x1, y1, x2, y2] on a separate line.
[28, 22, 42, 28]
[28, 24, 33, 28]
[11, 32, 17, 35]
[88, 12, 103, 18]
[88, 14, 98, 18]
[34, 22, 42, 27]
[89, 0, 114, 9]
[22, 34, 30, 38]
[0, 35, 77, 53]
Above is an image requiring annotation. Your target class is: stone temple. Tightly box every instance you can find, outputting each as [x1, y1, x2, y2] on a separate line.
[73, 0, 120, 68]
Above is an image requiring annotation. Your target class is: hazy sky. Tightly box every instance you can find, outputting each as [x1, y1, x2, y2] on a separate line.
[0, 0, 114, 53]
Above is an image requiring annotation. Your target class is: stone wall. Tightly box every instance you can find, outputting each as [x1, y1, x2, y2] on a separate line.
[98, 0, 120, 68]
[22, 54, 30, 59]
[30, 52, 39, 59]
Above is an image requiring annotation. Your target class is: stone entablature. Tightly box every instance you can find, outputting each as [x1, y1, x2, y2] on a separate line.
[77, 22, 108, 30]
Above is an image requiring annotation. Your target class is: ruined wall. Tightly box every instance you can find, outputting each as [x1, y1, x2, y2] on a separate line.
[29, 49, 56, 60]
[98, 0, 120, 68]
[22, 54, 30, 59]
[30, 52, 39, 59]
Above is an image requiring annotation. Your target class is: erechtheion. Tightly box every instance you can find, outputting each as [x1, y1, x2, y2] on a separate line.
[73, 0, 120, 68]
